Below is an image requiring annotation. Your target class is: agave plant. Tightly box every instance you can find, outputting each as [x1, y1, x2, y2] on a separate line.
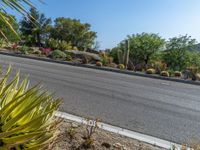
[0, 66, 61, 149]
[0, 0, 38, 39]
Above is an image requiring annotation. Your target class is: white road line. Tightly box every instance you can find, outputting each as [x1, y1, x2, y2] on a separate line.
[161, 82, 171, 86]
[55, 111, 190, 150]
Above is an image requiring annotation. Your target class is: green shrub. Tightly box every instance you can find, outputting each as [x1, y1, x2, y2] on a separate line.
[118, 64, 125, 70]
[20, 45, 30, 54]
[32, 49, 42, 55]
[146, 68, 156, 74]
[50, 50, 67, 60]
[100, 52, 113, 66]
[101, 57, 109, 66]
[96, 61, 103, 67]
[59, 40, 72, 50]
[167, 70, 174, 77]
[110, 47, 119, 64]
[160, 71, 170, 77]
[66, 54, 72, 61]
[0, 66, 61, 149]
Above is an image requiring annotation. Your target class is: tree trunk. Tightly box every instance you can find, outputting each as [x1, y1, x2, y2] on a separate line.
[36, 33, 41, 47]
[144, 55, 149, 70]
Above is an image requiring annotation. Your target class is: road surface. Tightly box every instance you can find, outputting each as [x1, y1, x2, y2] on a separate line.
[0, 54, 200, 144]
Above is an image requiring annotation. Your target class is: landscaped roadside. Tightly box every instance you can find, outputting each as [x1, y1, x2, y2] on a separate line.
[1, 48, 200, 86]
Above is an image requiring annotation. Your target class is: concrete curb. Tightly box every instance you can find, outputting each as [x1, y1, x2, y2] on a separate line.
[56, 111, 189, 150]
[0, 50, 200, 86]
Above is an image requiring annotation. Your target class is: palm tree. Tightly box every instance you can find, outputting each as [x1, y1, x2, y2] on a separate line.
[20, 8, 52, 46]
[0, 0, 35, 39]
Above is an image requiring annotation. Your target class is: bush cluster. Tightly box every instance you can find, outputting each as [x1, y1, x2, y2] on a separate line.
[50, 49, 67, 60]
[46, 38, 73, 51]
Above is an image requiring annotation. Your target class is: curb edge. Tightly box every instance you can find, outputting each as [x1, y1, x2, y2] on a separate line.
[55, 111, 187, 150]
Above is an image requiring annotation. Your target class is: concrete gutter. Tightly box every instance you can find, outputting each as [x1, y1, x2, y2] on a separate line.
[56, 111, 191, 150]
[0, 50, 199, 86]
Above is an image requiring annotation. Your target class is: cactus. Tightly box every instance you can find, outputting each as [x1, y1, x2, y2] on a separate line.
[174, 71, 182, 77]
[117, 40, 130, 69]
[117, 49, 124, 64]
[146, 68, 156, 74]
[160, 71, 170, 77]
[124, 40, 130, 69]
[96, 61, 103, 67]
[118, 64, 125, 70]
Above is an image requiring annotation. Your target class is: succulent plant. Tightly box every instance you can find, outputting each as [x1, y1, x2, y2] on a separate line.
[160, 71, 170, 77]
[96, 61, 103, 67]
[50, 50, 67, 60]
[46, 38, 72, 51]
[118, 64, 125, 70]
[0, 66, 61, 149]
[174, 71, 182, 77]
[146, 68, 156, 74]
[117, 40, 130, 69]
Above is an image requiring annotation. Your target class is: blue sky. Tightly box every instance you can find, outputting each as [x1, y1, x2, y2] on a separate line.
[9, 0, 200, 49]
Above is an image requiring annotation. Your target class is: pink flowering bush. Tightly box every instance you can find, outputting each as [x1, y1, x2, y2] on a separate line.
[12, 43, 19, 50]
[40, 48, 52, 56]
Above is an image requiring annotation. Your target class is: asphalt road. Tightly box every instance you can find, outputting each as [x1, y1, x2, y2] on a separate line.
[0, 54, 200, 144]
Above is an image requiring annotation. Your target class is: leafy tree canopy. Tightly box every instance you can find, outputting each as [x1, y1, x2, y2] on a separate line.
[50, 17, 97, 50]
[20, 8, 52, 46]
[114, 33, 165, 65]
[163, 35, 197, 71]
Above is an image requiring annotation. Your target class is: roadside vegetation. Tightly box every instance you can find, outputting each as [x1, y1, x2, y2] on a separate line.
[1, 7, 200, 82]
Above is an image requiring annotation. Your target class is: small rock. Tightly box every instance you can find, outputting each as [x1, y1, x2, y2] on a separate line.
[71, 123, 79, 128]
[195, 73, 200, 81]
[113, 143, 123, 149]
[122, 146, 127, 150]
[65, 50, 101, 63]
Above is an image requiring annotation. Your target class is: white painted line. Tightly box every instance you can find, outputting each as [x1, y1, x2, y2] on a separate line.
[55, 111, 190, 150]
[161, 82, 170, 86]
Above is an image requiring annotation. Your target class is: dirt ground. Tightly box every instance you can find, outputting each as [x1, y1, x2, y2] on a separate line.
[52, 120, 166, 150]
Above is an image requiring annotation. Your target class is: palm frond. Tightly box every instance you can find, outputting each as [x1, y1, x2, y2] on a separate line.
[0, 65, 62, 149]
[0, 0, 37, 40]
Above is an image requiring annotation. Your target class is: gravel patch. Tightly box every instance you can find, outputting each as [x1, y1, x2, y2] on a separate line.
[52, 120, 166, 150]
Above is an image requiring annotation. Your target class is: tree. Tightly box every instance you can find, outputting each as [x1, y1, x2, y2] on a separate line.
[163, 35, 197, 71]
[119, 33, 165, 66]
[50, 18, 97, 50]
[187, 51, 200, 69]
[20, 8, 52, 46]
[0, 14, 19, 42]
